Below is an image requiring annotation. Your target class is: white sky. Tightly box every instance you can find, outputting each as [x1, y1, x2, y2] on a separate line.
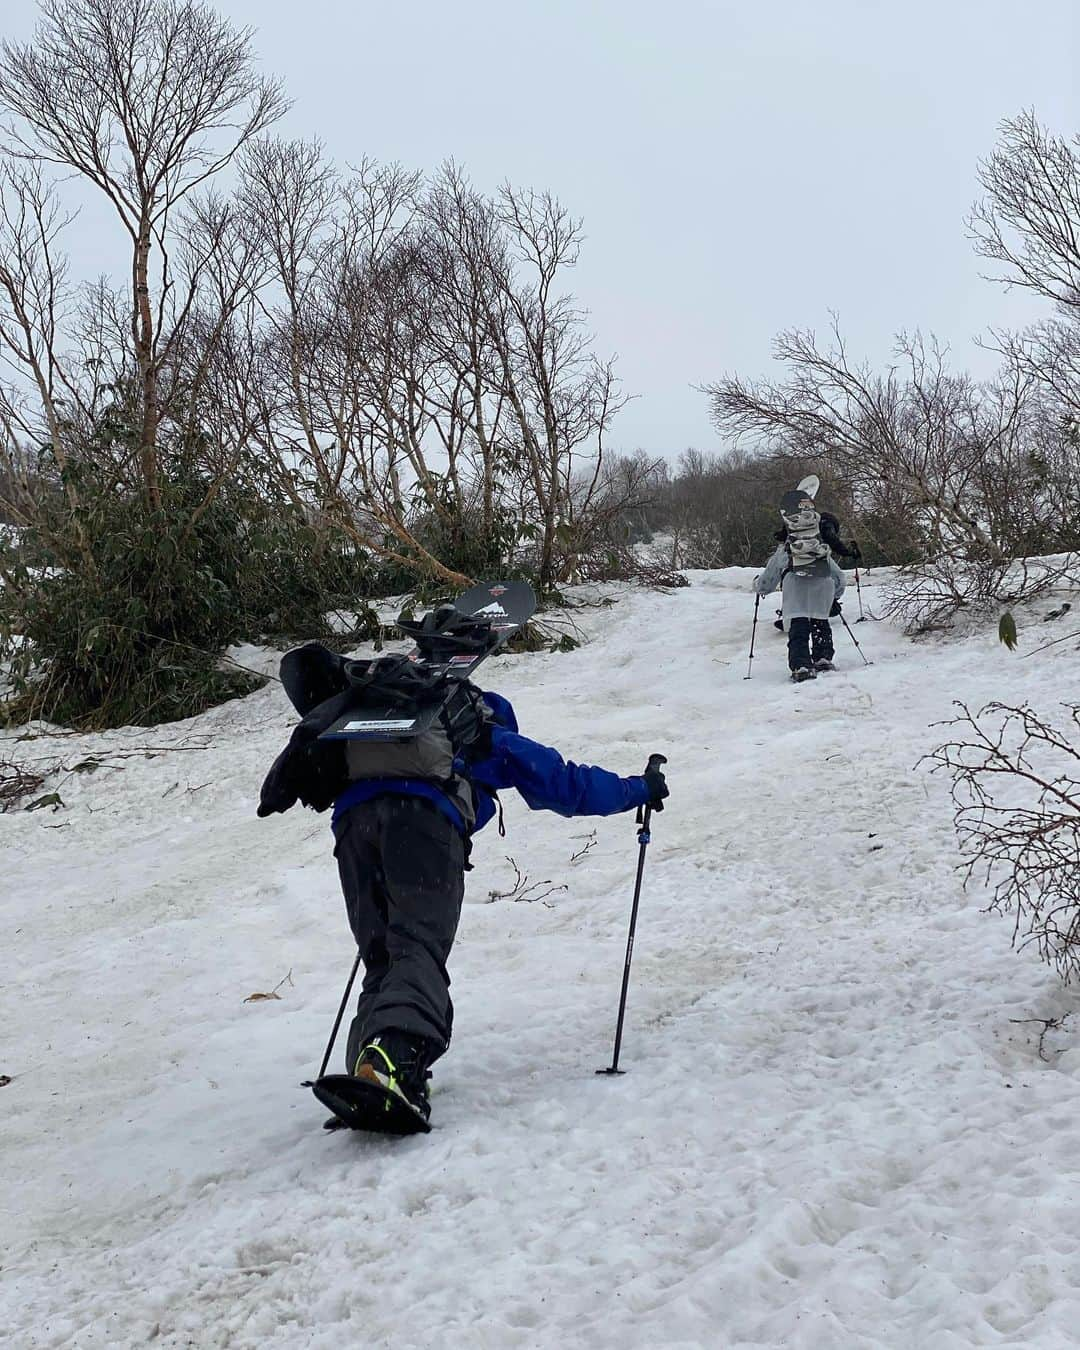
[4, 0, 1078, 455]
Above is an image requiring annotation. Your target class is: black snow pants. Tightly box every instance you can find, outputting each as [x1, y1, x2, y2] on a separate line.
[787, 617, 834, 670]
[333, 796, 466, 1073]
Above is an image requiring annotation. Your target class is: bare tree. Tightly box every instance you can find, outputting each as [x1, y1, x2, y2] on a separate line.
[708, 324, 1016, 550]
[241, 154, 626, 591]
[0, 162, 81, 529]
[970, 110, 1080, 312]
[487, 183, 625, 588]
[416, 166, 513, 554]
[974, 109, 1080, 557]
[0, 0, 286, 510]
[993, 322, 1080, 423]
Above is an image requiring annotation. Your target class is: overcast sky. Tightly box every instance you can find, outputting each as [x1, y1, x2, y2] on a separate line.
[5, 0, 1078, 455]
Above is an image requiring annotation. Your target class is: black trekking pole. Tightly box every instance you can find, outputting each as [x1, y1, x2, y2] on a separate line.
[838, 609, 873, 666]
[597, 754, 667, 1076]
[744, 594, 761, 680]
[302, 948, 362, 1086]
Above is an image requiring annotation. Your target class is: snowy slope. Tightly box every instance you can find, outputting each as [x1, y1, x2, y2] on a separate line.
[3, 570, 1080, 1350]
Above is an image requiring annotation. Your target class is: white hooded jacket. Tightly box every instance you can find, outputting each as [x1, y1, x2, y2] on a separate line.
[755, 545, 846, 620]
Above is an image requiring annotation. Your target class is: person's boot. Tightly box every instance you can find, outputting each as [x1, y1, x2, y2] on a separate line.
[810, 620, 835, 670]
[353, 1030, 432, 1122]
[791, 666, 817, 683]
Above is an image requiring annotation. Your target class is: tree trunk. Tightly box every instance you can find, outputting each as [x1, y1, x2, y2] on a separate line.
[133, 223, 161, 511]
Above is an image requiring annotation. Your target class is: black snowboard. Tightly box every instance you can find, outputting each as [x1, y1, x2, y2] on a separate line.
[452, 579, 537, 637]
[311, 1073, 432, 1136]
[319, 580, 536, 742]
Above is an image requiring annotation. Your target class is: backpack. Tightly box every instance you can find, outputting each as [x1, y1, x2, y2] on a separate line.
[272, 642, 492, 814]
[337, 653, 491, 786]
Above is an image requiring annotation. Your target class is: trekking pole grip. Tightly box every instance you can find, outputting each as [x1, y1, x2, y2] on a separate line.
[639, 753, 667, 827]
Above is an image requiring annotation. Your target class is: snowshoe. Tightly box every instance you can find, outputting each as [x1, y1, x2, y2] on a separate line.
[312, 1032, 433, 1136]
[812, 658, 835, 672]
[791, 667, 817, 683]
[311, 1073, 432, 1136]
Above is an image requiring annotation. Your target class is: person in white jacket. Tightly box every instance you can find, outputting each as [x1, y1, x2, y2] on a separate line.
[755, 540, 846, 681]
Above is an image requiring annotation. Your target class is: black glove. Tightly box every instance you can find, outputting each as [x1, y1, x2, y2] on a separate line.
[830, 600, 842, 617]
[258, 689, 353, 818]
[257, 739, 303, 817]
[642, 755, 669, 811]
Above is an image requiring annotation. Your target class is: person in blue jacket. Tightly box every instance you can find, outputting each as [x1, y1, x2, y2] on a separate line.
[259, 671, 668, 1125]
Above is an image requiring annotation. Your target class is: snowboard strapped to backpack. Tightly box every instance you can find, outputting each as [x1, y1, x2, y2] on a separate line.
[779, 488, 832, 577]
[776, 475, 861, 578]
[259, 582, 535, 817]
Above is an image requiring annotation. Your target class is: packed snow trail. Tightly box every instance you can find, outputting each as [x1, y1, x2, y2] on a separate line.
[3, 570, 1080, 1349]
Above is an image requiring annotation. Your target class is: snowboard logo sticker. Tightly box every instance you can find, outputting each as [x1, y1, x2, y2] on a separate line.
[342, 718, 417, 733]
[488, 585, 507, 597]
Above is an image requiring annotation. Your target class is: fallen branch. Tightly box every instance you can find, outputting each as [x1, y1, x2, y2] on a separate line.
[487, 856, 568, 906]
[570, 830, 598, 864]
[1008, 1012, 1075, 1062]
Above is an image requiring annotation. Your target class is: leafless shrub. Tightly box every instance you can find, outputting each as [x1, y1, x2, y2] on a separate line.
[1007, 1012, 1075, 1062]
[927, 701, 1080, 981]
[574, 540, 688, 589]
[570, 830, 597, 864]
[553, 451, 669, 585]
[887, 554, 1079, 635]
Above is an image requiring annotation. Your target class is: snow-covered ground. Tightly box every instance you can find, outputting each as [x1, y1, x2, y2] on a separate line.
[3, 569, 1080, 1349]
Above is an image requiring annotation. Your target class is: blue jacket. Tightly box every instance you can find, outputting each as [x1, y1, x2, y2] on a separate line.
[332, 691, 650, 838]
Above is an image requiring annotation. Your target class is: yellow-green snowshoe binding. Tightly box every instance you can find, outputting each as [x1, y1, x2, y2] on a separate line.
[312, 1038, 432, 1136]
